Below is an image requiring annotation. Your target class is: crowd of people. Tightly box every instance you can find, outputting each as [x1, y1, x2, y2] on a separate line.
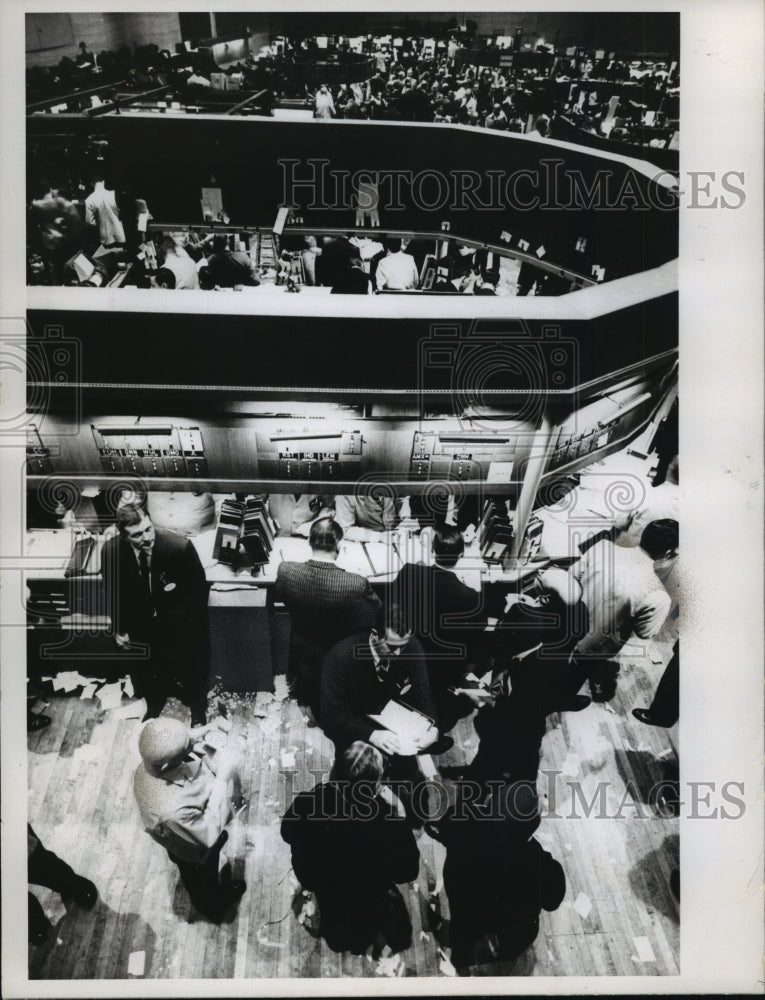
[29, 30, 678, 144]
[27, 29, 678, 291]
[29, 459, 680, 970]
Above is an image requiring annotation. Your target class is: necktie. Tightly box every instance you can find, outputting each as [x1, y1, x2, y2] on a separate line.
[139, 549, 151, 595]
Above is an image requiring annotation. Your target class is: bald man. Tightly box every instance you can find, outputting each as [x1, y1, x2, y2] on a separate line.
[133, 717, 245, 921]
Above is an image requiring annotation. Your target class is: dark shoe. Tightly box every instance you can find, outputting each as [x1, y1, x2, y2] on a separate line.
[28, 713, 52, 732]
[632, 707, 672, 728]
[69, 876, 97, 908]
[561, 695, 591, 713]
[203, 879, 246, 922]
[28, 894, 50, 944]
[424, 735, 454, 756]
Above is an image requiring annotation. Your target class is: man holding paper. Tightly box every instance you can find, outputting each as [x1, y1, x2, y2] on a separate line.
[133, 715, 245, 922]
[320, 603, 442, 761]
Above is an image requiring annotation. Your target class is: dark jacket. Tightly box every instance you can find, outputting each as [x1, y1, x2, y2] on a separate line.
[275, 559, 380, 670]
[393, 562, 486, 687]
[440, 797, 565, 964]
[99, 527, 210, 659]
[321, 633, 434, 751]
[281, 780, 419, 952]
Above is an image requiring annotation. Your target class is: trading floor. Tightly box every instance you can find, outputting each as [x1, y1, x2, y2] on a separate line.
[28, 635, 678, 979]
[20, 8, 684, 986]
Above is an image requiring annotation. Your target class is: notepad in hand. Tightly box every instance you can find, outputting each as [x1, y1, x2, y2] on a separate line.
[368, 700, 434, 756]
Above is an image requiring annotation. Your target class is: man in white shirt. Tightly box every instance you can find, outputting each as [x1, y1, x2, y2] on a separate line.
[161, 232, 200, 289]
[566, 519, 678, 700]
[614, 456, 679, 548]
[84, 173, 125, 246]
[375, 238, 419, 291]
[315, 84, 335, 119]
[133, 716, 245, 921]
[572, 518, 677, 659]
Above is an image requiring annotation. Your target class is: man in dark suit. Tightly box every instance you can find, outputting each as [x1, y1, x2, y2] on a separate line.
[100, 503, 210, 725]
[393, 525, 489, 732]
[321, 603, 441, 763]
[275, 518, 381, 717]
[281, 741, 418, 955]
[431, 781, 566, 971]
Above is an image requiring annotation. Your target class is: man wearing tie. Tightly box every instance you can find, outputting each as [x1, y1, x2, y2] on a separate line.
[100, 502, 210, 725]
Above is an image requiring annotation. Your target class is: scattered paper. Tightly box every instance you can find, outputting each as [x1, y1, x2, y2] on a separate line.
[122, 676, 135, 698]
[634, 936, 656, 962]
[438, 948, 457, 977]
[305, 747, 313, 755]
[113, 699, 146, 720]
[73, 744, 101, 763]
[374, 953, 404, 977]
[655, 747, 673, 760]
[573, 892, 592, 920]
[273, 676, 289, 701]
[96, 682, 124, 711]
[301, 715, 310, 724]
[80, 683, 98, 700]
[127, 950, 145, 976]
[280, 750, 296, 769]
[267, 757, 277, 768]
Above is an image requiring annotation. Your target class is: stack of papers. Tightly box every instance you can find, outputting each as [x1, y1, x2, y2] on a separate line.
[368, 700, 433, 756]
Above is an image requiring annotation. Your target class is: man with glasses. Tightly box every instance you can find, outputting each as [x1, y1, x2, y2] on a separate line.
[320, 603, 444, 763]
[100, 502, 211, 725]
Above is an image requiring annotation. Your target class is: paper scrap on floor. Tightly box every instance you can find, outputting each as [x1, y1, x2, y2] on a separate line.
[573, 892, 592, 919]
[368, 700, 432, 756]
[96, 681, 124, 710]
[634, 936, 656, 962]
[73, 744, 101, 763]
[437, 948, 457, 976]
[112, 699, 146, 720]
[80, 683, 98, 700]
[127, 950, 145, 976]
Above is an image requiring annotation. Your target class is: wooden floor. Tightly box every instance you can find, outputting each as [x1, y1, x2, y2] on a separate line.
[27, 639, 679, 981]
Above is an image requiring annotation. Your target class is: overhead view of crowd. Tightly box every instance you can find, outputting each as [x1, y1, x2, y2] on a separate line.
[28, 457, 680, 969]
[28, 30, 679, 144]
